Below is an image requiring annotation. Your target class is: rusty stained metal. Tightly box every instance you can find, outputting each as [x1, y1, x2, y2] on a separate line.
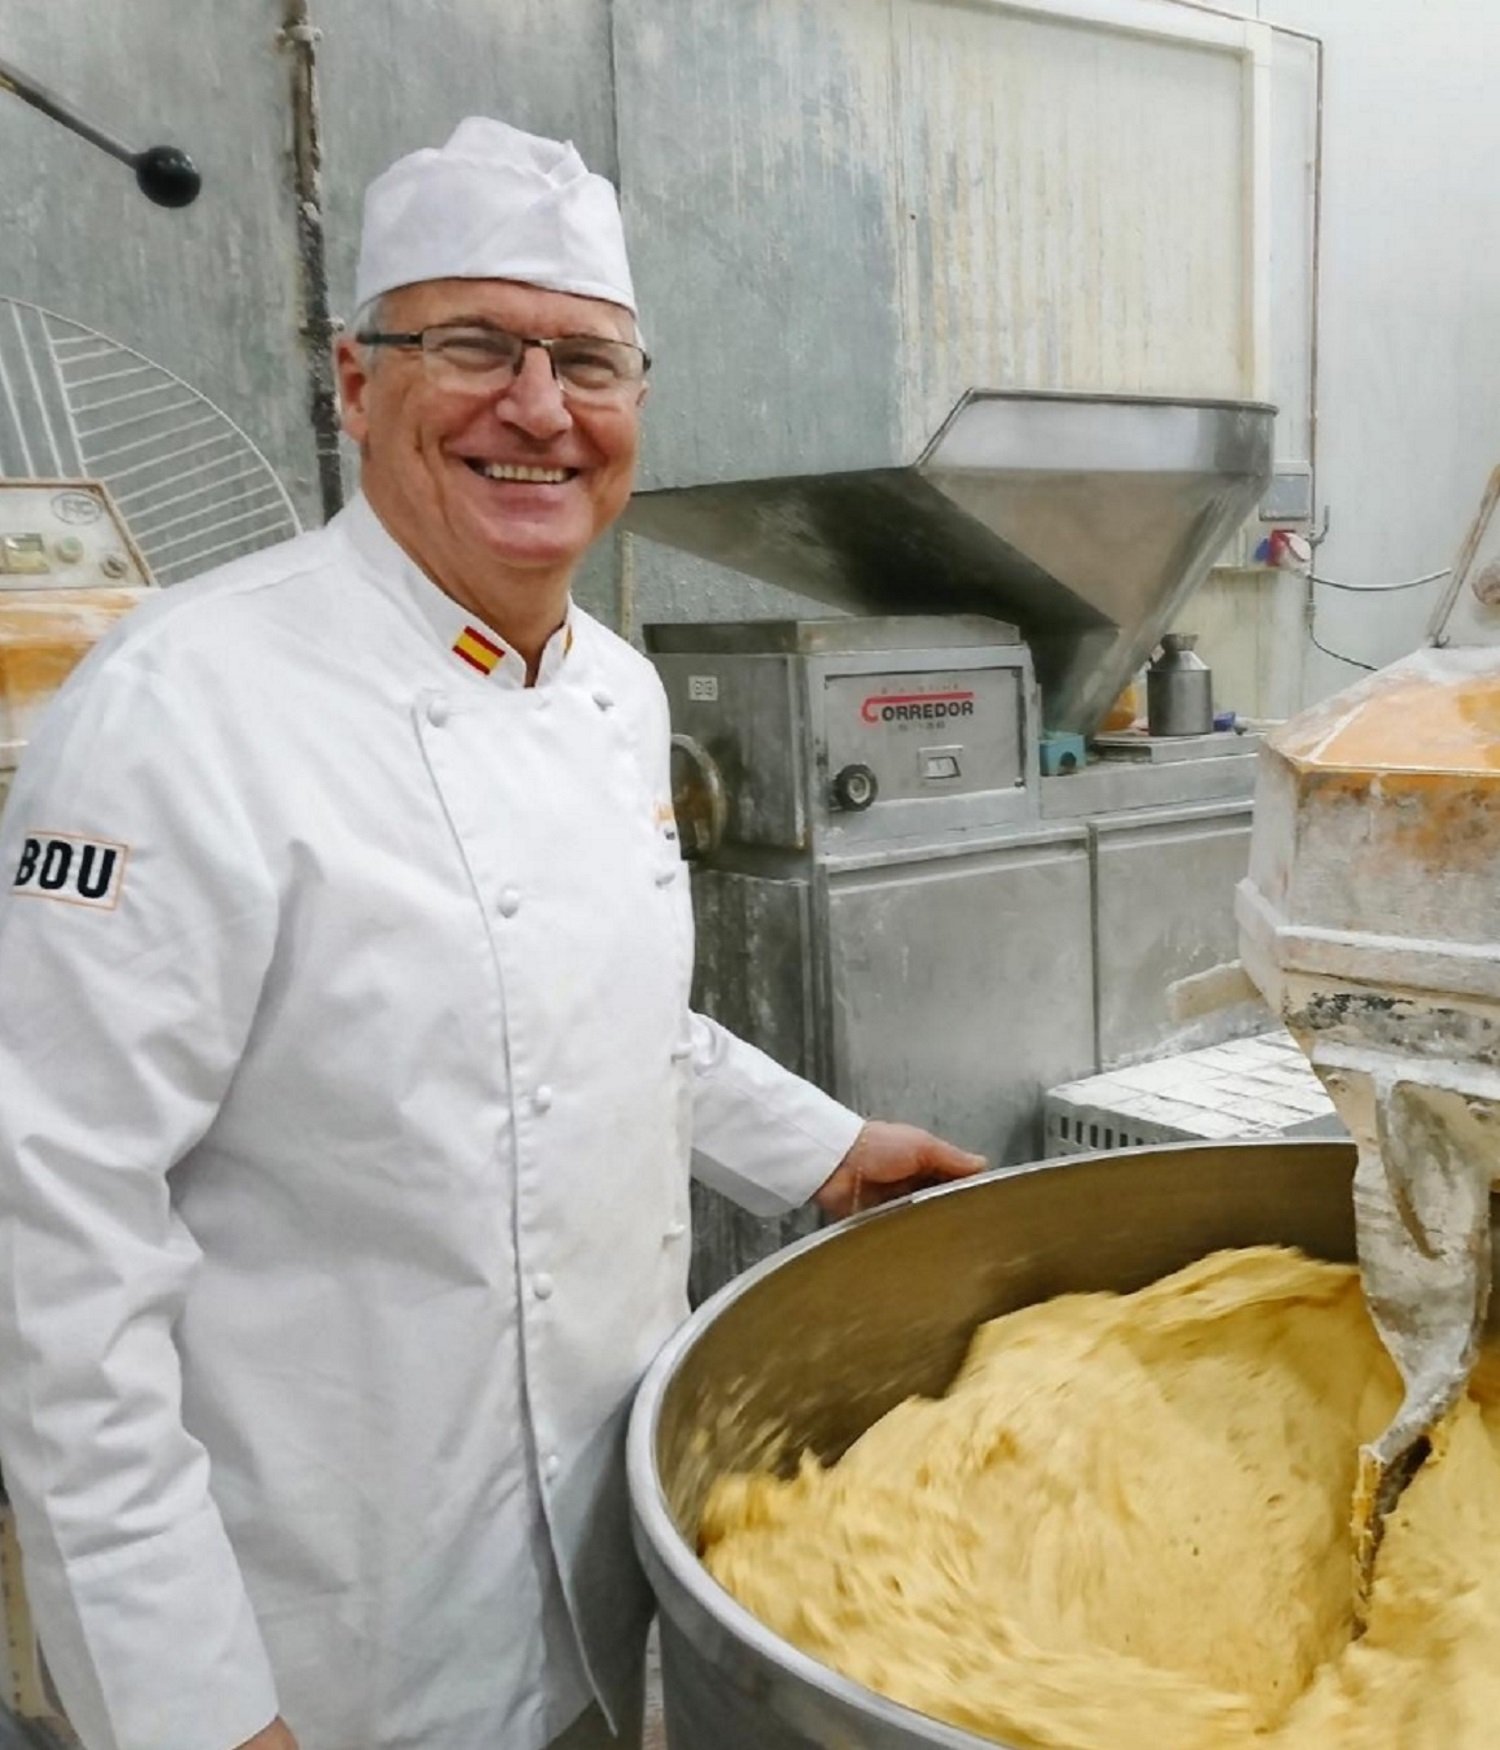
[280, 0, 343, 523]
[893, 2, 1251, 455]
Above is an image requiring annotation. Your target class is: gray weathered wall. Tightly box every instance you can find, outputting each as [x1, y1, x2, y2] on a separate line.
[8, 0, 1495, 678]
[1, 0, 633, 621]
[2, 1, 315, 517]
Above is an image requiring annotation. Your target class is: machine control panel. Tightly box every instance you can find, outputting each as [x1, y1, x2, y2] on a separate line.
[0, 482, 151, 591]
[649, 622, 1039, 853]
[823, 668, 1025, 806]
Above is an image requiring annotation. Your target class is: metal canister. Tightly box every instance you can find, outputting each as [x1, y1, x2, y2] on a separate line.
[1147, 633, 1213, 737]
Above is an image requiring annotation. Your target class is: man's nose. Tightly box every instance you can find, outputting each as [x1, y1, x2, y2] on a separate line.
[494, 345, 572, 439]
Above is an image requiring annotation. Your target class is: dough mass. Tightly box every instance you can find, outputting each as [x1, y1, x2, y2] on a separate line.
[701, 1248, 1500, 1748]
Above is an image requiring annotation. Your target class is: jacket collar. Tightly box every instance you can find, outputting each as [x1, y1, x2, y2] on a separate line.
[334, 492, 577, 691]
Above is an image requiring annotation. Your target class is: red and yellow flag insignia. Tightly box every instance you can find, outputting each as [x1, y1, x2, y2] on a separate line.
[453, 624, 505, 676]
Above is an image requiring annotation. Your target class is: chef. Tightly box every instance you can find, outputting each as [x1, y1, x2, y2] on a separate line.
[0, 119, 982, 1750]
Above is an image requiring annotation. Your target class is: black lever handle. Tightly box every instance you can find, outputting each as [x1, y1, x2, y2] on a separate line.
[0, 57, 201, 206]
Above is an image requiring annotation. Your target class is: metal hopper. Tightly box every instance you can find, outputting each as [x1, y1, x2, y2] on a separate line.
[626, 389, 1274, 737]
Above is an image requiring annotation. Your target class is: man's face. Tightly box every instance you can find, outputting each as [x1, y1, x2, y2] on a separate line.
[336, 277, 645, 631]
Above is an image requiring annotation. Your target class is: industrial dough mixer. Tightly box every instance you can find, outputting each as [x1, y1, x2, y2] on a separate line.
[1238, 469, 1500, 1609]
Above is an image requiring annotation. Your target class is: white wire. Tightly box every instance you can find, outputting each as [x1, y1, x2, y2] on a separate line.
[1308, 567, 1450, 594]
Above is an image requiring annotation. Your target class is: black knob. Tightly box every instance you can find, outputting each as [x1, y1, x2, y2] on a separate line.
[135, 145, 201, 207]
[831, 763, 879, 812]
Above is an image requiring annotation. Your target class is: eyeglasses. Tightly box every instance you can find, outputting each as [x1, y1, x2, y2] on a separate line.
[356, 322, 651, 404]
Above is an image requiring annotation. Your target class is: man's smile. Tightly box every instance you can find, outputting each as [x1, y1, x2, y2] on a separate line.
[460, 459, 579, 485]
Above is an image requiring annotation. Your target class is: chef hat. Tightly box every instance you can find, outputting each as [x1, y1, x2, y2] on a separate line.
[354, 118, 637, 318]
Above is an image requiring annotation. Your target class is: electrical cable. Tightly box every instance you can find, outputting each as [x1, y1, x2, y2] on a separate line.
[1308, 567, 1451, 594]
[1307, 624, 1375, 672]
[1302, 564, 1450, 671]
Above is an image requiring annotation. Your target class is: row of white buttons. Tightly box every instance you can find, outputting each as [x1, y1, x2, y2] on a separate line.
[424, 686, 615, 725]
[427, 675, 617, 1503]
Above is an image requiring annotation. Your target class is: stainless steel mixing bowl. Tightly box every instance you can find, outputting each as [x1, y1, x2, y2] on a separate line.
[628, 1138, 1358, 1749]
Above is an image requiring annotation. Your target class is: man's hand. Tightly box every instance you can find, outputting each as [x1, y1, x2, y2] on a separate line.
[814, 1120, 987, 1219]
[236, 1720, 298, 1750]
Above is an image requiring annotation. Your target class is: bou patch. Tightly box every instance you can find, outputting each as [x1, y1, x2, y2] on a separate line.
[11, 833, 128, 910]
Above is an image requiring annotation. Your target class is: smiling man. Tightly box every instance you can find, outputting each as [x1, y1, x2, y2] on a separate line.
[0, 121, 981, 1750]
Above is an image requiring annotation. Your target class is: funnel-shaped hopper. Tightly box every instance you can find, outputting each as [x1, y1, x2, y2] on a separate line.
[627, 390, 1273, 736]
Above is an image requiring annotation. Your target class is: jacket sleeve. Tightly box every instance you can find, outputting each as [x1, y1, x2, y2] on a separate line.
[0, 653, 282, 1750]
[686, 1012, 865, 1216]
[635, 669, 864, 1214]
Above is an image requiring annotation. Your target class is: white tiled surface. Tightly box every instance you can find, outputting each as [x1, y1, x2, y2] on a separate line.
[1045, 1031, 1344, 1155]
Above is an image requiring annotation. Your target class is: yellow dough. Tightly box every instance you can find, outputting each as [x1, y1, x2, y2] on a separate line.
[701, 1247, 1500, 1748]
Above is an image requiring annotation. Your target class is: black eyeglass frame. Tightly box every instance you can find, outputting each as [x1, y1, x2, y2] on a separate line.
[354, 323, 652, 387]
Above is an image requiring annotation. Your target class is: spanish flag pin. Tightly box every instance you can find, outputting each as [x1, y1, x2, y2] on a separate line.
[453, 624, 505, 676]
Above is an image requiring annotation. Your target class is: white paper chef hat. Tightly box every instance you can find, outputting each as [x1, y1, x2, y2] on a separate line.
[354, 118, 637, 318]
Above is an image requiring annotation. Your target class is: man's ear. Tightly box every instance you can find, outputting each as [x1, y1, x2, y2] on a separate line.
[334, 335, 373, 444]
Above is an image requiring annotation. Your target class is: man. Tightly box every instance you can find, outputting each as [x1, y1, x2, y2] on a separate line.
[0, 120, 982, 1750]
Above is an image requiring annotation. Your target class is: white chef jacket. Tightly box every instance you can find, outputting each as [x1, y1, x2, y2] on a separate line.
[0, 495, 863, 1750]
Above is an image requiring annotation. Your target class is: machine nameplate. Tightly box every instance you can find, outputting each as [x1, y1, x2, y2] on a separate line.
[858, 687, 974, 724]
[825, 668, 1023, 804]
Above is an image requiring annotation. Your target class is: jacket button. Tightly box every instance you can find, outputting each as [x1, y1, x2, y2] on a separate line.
[426, 694, 450, 727]
[543, 1453, 561, 1482]
[592, 688, 615, 712]
[497, 888, 521, 918]
[532, 1085, 553, 1115]
[654, 866, 678, 888]
[671, 1041, 692, 1063]
[532, 1273, 555, 1300]
[663, 1220, 688, 1243]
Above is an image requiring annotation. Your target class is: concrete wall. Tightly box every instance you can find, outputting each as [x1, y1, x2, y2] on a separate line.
[0, 0, 627, 616]
[4, 0, 1496, 695]
[1250, 0, 1500, 694]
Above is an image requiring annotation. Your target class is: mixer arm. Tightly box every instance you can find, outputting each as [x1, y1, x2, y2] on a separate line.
[1344, 1072, 1495, 1625]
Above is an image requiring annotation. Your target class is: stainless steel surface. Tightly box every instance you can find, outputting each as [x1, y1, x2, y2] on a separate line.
[689, 869, 823, 1298]
[629, 1139, 1358, 1750]
[826, 828, 1095, 1162]
[656, 612, 1264, 1292]
[683, 822, 1096, 1293]
[1091, 799, 1255, 1068]
[1089, 728, 1257, 766]
[651, 623, 1039, 858]
[646, 615, 1019, 658]
[652, 617, 1072, 1293]
[628, 392, 1275, 739]
[1038, 742, 1259, 817]
[1146, 633, 1214, 737]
